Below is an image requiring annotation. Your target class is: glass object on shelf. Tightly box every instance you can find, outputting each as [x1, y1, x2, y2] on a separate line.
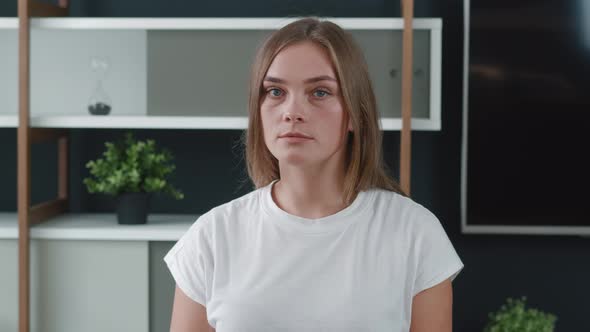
[88, 56, 112, 115]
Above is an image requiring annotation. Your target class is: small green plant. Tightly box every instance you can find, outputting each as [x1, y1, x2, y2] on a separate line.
[83, 132, 184, 200]
[483, 297, 557, 332]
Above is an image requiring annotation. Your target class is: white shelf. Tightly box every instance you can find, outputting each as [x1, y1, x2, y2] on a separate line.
[0, 213, 197, 241]
[0, 115, 17, 128]
[31, 213, 197, 241]
[0, 18, 14, 28]
[0, 115, 439, 130]
[0, 213, 17, 239]
[0, 17, 441, 30]
[31, 115, 249, 129]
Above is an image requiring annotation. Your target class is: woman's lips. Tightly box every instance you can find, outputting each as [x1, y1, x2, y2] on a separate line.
[278, 131, 313, 142]
[278, 136, 313, 143]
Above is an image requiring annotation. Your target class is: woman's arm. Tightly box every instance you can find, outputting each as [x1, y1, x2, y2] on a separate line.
[409, 278, 453, 332]
[170, 286, 215, 332]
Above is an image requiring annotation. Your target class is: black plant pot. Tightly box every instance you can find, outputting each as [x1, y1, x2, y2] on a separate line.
[117, 192, 151, 225]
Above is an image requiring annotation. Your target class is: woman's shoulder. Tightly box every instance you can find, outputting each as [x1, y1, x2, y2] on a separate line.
[209, 186, 265, 217]
[185, 186, 266, 234]
[369, 187, 430, 213]
[368, 187, 443, 231]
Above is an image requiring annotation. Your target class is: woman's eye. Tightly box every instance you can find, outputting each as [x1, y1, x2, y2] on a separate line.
[267, 88, 283, 97]
[313, 89, 330, 98]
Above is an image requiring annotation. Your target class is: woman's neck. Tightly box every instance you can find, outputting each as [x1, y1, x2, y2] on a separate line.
[272, 164, 349, 220]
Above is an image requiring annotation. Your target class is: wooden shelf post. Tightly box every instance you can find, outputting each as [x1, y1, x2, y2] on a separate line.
[400, 0, 414, 195]
[17, 1, 69, 332]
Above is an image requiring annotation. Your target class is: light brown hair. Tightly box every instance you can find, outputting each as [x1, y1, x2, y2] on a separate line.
[243, 17, 406, 203]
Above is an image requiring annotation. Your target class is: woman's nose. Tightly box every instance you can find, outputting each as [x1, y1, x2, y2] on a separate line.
[282, 97, 306, 122]
[283, 111, 305, 123]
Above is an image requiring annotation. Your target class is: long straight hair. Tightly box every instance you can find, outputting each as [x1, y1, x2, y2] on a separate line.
[244, 17, 406, 204]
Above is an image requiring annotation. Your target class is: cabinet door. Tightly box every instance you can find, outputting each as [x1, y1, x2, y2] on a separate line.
[149, 241, 176, 332]
[0, 239, 17, 332]
[30, 239, 148, 332]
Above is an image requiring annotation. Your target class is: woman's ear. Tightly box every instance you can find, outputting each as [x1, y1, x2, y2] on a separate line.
[348, 119, 353, 132]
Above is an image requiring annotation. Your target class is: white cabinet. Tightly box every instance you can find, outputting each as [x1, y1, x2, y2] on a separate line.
[0, 213, 195, 332]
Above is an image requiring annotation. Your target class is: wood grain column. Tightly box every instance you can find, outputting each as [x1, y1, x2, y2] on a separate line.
[17, 1, 69, 331]
[17, 0, 32, 331]
[400, 0, 414, 195]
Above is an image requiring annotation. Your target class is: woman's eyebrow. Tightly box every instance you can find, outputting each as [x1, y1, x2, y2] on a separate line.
[263, 75, 338, 84]
[304, 75, 337, 84]
[263, 76, 284, 83]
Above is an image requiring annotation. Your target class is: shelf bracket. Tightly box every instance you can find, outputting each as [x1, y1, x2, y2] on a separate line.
[30, 0, 69, 17]
[31, 128, 68, 143]
[30, 198, 68, 226]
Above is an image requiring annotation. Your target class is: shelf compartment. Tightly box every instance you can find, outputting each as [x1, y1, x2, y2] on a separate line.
[0, 17, 441, 130]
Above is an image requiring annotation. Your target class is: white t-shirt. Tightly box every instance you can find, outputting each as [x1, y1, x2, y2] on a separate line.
[164, 180, 464, 332]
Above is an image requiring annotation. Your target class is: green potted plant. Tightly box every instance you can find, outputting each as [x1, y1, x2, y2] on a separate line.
[83, 132, 184, 224]
[483, 296, 557, 332]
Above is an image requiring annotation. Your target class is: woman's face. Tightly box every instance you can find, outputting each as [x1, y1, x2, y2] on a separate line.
[260, 41, 351, 168]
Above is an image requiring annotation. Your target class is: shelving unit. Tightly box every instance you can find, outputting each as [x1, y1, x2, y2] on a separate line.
[0, 16, 441, 131]
[7, 1, 423, 331]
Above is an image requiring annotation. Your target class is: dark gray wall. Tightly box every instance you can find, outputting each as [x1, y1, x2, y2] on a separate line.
[1, 1, 588, 331]
[0, 130, 16, 209]
[0, 129, 57, 208]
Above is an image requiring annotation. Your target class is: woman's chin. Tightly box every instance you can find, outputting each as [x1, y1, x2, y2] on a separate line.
[277, 153, 313, 166]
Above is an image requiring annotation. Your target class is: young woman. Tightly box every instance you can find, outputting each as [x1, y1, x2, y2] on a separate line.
[164, 17, 463, 332]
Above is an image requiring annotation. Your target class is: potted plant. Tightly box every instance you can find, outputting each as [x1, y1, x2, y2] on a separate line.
[83, 132, 184, 224]
[484, 296, 557, 332]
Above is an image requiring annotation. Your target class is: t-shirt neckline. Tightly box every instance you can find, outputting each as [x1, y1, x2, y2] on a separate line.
[260, 179, 373, 234]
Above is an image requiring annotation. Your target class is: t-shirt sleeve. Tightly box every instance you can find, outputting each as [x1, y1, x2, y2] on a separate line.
[163, 215, 213, 307]
[411, 207, 464, 297]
